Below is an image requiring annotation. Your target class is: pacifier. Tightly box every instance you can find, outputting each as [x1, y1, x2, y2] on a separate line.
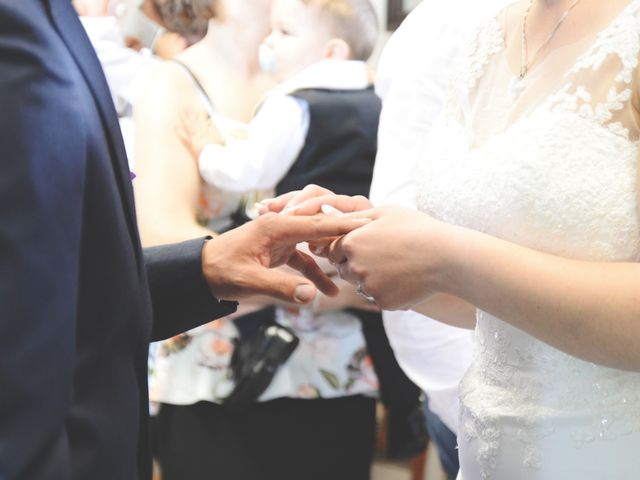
[258, 44, 277, 74]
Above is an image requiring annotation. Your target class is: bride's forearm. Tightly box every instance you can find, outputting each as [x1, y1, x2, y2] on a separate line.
[439, 225, 640, 371]
[411, 294, 477, 329]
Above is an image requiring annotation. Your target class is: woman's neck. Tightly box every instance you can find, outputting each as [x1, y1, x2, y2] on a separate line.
[176, 17, 274, 122]
[186, 19, 268, 77]
[537, 0, 570, 7]
[535, 0, 580, 13]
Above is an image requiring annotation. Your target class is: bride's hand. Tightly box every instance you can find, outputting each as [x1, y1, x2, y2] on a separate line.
[313, 277, 380, 313]
[255, 185, 376, 256]
[325, 206, 452, 311]
[257, 184, 373, 215]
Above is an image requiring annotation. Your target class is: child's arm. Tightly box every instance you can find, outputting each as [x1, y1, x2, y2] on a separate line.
[195, 95, 308, 192]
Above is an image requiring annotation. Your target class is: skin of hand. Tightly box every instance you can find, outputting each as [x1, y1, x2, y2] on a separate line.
[323, 206, 450, 311]
[176, 110, 225, 161]
[257, 184, 373, 216]
[124, 36, 144, 51]
[153, 31, 188, 60]
[256, 185, 374, 255]
[257, 186, 439, 309]
[258, 185, 475, 320]
[228, 245, 379, 313]
[241, 274, 380, 313]
[201, 212, 372, 304]
[314, 277, 380, 313]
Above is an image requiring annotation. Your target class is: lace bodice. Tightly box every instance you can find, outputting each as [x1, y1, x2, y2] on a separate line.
[416, 1, 640, 478]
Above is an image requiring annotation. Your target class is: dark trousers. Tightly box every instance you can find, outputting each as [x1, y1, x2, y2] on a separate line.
[154, 396, 376, 480]
[423, 399, 459, 480]
[356, 310, 423, 412]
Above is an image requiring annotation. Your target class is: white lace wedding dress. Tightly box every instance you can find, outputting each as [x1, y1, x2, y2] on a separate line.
[417, 1, 640, 478]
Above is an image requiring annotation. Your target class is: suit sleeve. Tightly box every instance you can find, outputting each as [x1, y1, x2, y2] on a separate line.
[145, 237, 238, 341]
[0, 3, 85, 478]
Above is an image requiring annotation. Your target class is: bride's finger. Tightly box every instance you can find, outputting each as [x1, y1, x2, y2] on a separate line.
[281, 184, 335, 211]
[336, 261, 360, 284]
[286, 249, 339, 297]
[259, 185, 336, 214]
[287, 194, 373, 217]
[308, 236, 339, 257]
[256, 191, 300, 214]
[327, 236, 348, 266]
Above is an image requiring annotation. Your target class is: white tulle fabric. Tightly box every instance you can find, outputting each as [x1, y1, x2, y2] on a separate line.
[417, 1, 640, 478]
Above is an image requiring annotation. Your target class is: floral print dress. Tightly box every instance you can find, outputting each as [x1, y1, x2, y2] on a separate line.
[148, 131, 378, 406]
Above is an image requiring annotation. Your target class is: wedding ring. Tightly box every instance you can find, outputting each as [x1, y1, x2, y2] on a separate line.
[356, 281, 376, 303]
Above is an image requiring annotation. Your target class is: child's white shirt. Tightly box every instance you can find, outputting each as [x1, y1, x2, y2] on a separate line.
[198, 59, 370, 192]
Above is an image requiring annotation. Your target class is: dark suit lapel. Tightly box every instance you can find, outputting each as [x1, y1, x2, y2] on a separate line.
[46, 0, 141, 254]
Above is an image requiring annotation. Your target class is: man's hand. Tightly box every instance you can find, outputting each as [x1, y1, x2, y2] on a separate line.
[201, 212, 371, 304]
[257, 187, 450, 310]
[255, 184, 374, 257]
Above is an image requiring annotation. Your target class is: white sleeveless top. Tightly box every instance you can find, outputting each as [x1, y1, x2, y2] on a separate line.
[417, 1, 640, 478]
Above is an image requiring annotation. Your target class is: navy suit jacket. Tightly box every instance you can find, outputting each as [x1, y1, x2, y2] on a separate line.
[0, 1, 236, 478]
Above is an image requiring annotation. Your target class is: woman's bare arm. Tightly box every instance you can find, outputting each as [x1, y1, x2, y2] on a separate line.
[412, 294, 477, 329]
[334, 208, 640, 370]
[270, 188, 640, 371]
[133, 62, 212, 246]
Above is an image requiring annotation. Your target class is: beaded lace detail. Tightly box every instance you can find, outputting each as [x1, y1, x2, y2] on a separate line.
[458, 18, 505, 91]
[443, 17, 504, 129]
[417, 2, 640, 478]
[545, 0, 640, 140]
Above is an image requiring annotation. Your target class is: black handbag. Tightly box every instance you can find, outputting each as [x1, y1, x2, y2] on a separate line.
[222, 322, 299, 411]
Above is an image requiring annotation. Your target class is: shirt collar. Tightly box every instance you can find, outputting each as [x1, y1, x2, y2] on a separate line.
[78, 15, 125, 46]
[269, 59, 371, 98]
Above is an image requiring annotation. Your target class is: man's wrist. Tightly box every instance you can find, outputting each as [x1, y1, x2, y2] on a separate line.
[201, 236, 238, 305]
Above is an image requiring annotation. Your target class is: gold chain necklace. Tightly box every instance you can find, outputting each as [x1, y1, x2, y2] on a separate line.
[520, 0, 583, 79]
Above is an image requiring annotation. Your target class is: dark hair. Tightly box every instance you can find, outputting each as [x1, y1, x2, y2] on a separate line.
[150, 0, 219, 42]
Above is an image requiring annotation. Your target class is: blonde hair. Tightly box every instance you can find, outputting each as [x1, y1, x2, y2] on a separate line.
[302, 0, 379, 61]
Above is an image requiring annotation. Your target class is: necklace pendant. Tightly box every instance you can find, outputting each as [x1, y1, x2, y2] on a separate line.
[508, 74, 527, 100]
[519, 65, 527, 80]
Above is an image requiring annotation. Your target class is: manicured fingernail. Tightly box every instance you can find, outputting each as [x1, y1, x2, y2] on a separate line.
[311, 245, 323, 255]
[254, 202, 268, 215]
[321, 204, 342, 216]
[294, 284, 315, 303]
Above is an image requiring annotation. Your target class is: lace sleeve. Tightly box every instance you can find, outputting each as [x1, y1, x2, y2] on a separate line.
[546, 2, 640, 142]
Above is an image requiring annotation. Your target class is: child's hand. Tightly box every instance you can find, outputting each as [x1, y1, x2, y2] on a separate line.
[176, 110, 225, 160]
[153, 32, 188, 60]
